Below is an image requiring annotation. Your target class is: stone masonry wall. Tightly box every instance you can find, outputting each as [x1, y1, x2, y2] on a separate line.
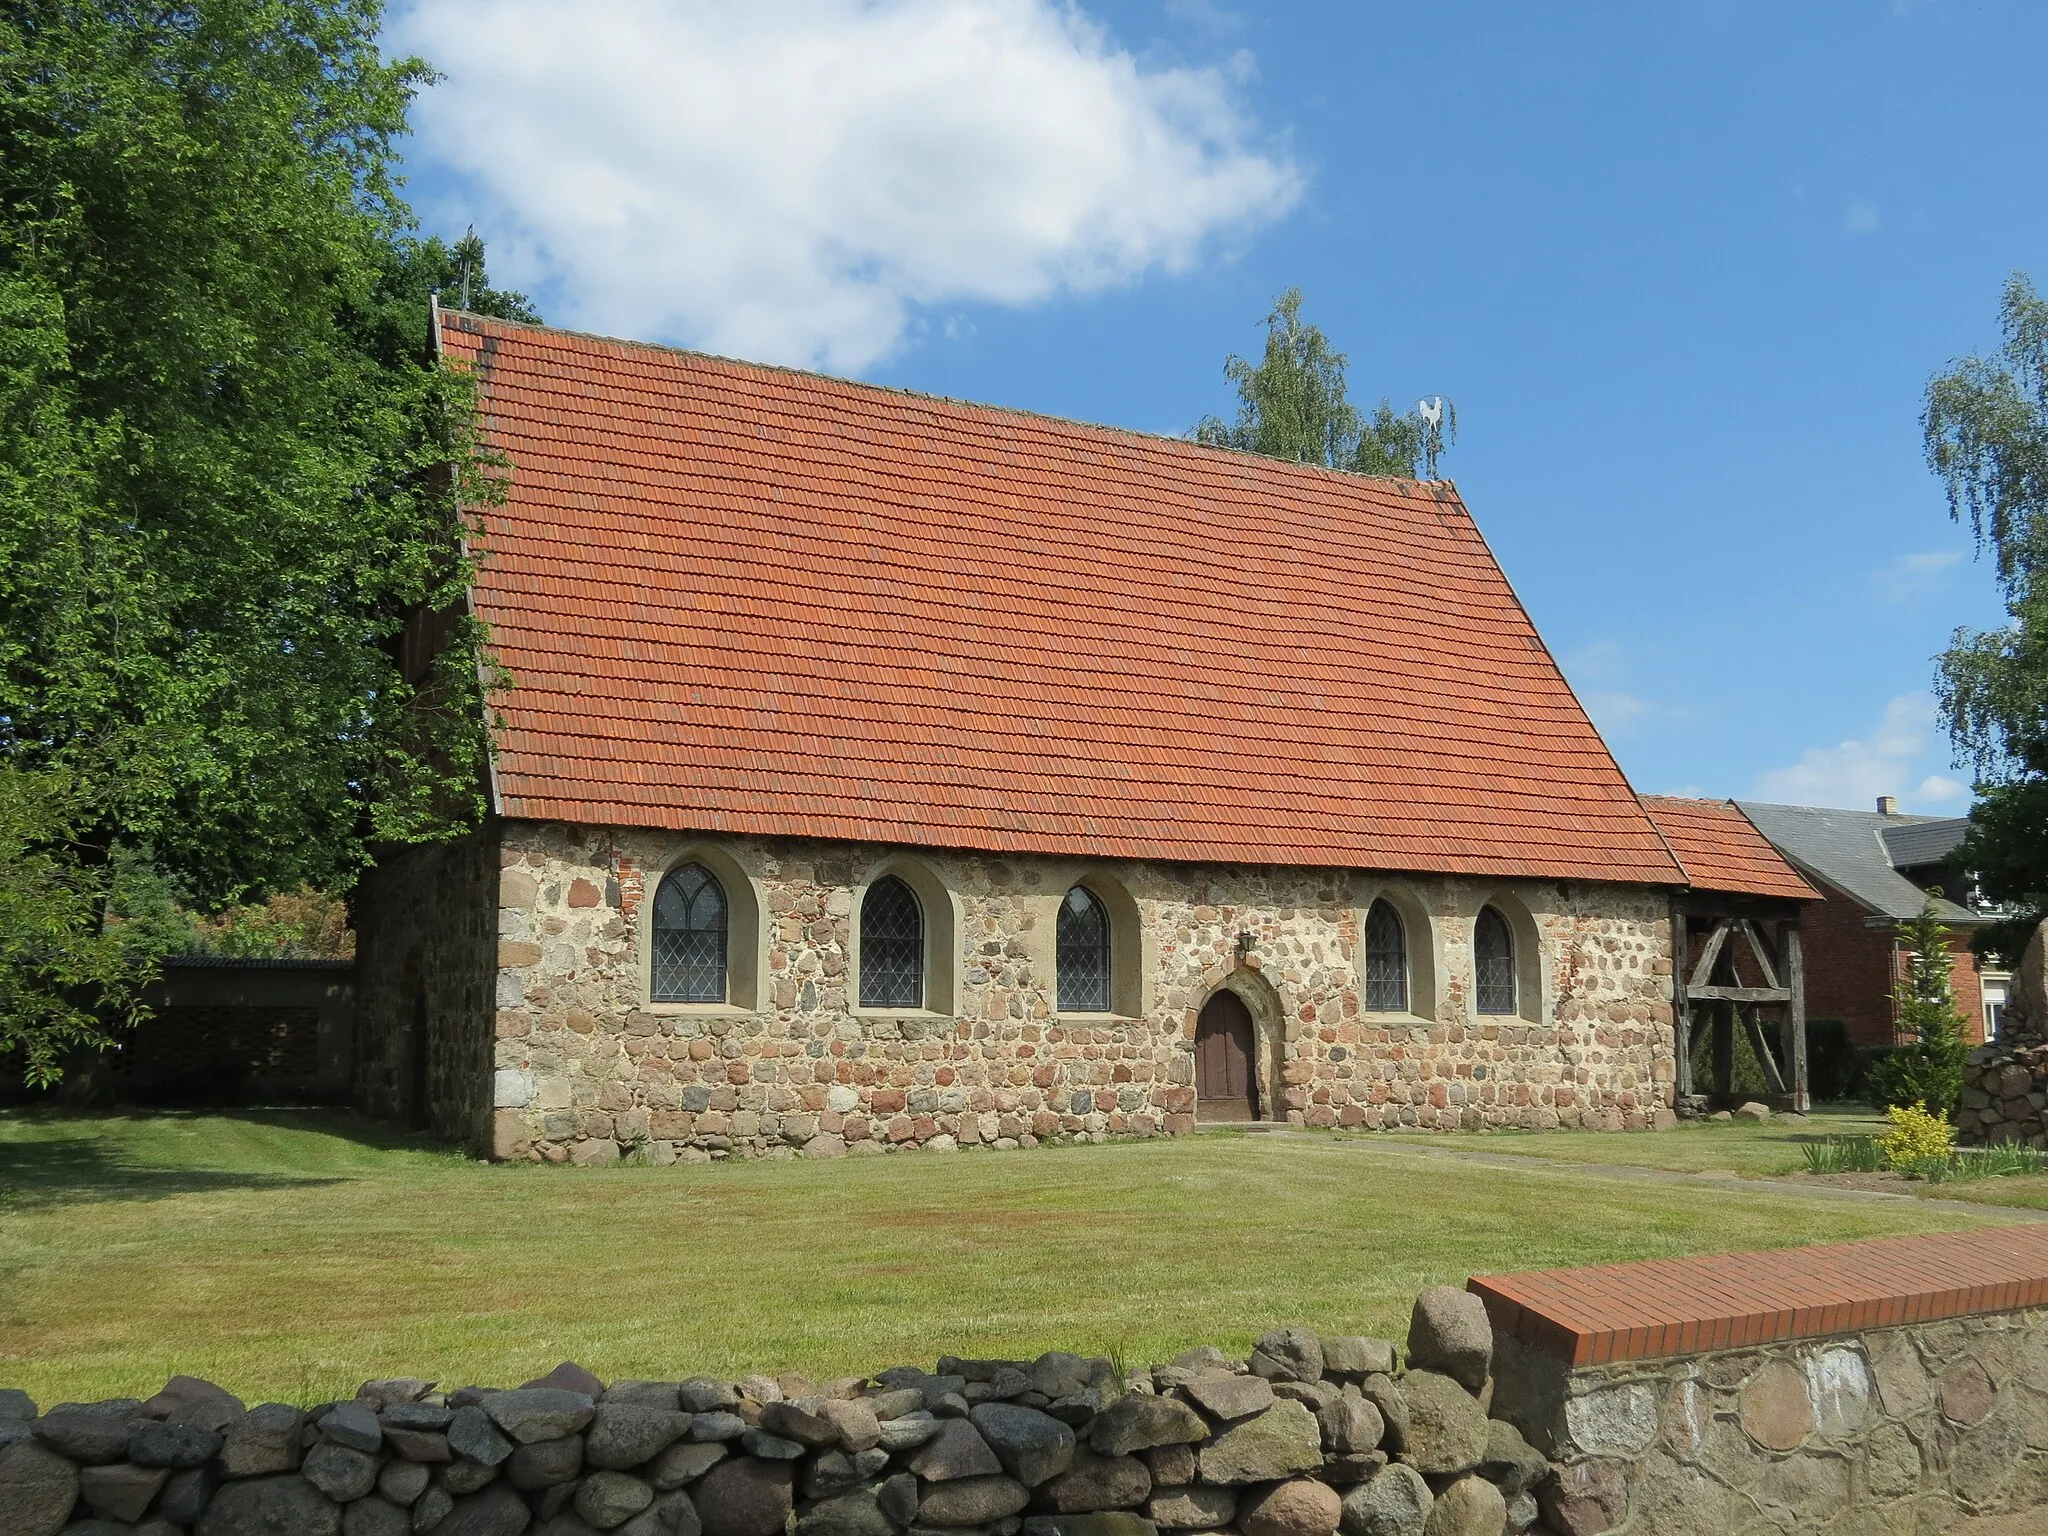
[0, 1288, 1557, 1536]
[1490, 1308, 2048, 1535]
[355, 826, 501, 1145]
[1958, 1041, 2048, 1149]
[484, 823, 1678, 1165]
[10, 1285, 2044, 1535]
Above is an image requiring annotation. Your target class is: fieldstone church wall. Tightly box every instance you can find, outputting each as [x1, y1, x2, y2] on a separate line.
[474, 822, 1677, 1166]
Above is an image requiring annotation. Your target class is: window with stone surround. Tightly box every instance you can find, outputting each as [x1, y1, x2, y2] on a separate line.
[1365, 899, 1408, 1013]
[1057, 886, 1112, 1012]
[652, 863, 727, 1002]
[860, 876, 925, 1009]
[1475, 905, 1516, 1014]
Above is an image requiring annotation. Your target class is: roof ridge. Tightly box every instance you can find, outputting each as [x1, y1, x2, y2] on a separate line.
[436, 306, 1457, 499]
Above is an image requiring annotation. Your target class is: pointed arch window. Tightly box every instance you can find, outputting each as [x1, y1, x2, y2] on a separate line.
[652, 864, 727, 1003]
[1364, 899, 1408, 1013]
[860, 876, 925, 1009]
[1057, 886, 1112, 1012]
[1475, 906, 1516, 1015]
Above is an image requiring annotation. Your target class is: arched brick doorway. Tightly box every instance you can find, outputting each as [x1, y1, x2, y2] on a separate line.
[1195, 990, 1259, 1122]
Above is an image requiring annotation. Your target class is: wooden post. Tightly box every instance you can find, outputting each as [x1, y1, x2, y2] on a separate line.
[1714, 1000, 1735, 1100]
[1673, 907, 1693, 1099]
[1786, 923, 1809, 1113]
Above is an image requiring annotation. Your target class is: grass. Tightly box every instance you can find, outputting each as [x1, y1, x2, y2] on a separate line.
[1379, 1103, 1893, 1177]
[1800, 1136, 1888, 1174]
[1374, 1104, 2048, 1214]
[0, 1109, 2024, 1408]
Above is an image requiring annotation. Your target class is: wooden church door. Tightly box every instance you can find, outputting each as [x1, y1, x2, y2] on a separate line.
[1195, 991, 1258, 1121]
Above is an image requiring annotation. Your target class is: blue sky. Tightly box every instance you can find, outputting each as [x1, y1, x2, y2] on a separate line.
[388, 0, 2044, 814]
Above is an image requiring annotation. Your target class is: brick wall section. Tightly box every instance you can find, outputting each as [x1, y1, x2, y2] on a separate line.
[1798, 880, 1904, 1046]
[1481, 1226, 2048, 1532]
[354, 826, 500, 1148]
[484, 822, 1678, 1163]
[1471, 1225, 2048, 1367]
[1793, 878, 1988, 1047]
[1949, 937, 1989, 1047]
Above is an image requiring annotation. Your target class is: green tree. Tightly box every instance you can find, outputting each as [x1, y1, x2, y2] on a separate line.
[1865, 895, 1971, 1118]
[0, 1, 503, 1081]
[1193, 289, 1454, 479]
[1924, 274, 2048, 959]
[0, 767, 148, 1087]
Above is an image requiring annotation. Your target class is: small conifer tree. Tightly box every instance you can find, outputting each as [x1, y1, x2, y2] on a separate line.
[1865, 893, 1971, 1117]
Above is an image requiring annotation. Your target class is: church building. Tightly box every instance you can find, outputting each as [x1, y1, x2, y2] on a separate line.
[354, 309, 1808, 1163]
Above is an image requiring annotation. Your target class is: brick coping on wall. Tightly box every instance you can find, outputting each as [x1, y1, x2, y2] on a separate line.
[1469, 1222, 2048, 1366]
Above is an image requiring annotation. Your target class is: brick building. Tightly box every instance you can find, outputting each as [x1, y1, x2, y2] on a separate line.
[354, 309, 1812, 1163]
[1733, 800, 2004, 1047]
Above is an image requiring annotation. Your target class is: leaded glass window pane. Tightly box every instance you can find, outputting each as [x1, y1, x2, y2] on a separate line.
[1475, 906, 1516, 1015]
[652, 863, 727, 1003]
[1364, 899, 1408, 1013]
[861, 876, 924, 1009]
[1057, 886, 1112, 1012]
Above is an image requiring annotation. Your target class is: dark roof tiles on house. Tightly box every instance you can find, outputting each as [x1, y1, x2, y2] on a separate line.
[1734, 802, 1981, 923]
[1636, 796, 1819, 902]
[1878, 817, 1971, 872]
[439, 310, 1687, 884]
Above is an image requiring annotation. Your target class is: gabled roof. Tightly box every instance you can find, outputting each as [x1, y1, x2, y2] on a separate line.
[1636, 797, 1818, 901]
[1879, 817, 1970, 872]
[1734, 802, 1981, 923]
[438, 310, 1685, 883]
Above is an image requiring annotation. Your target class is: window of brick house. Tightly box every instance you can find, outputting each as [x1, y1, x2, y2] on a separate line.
[1475, 906, 1517, 1014]
[1057, 886, 1112, 1012]
[653, 863, 727, 1002]
[1365, 899, 1408, 1013]
[861, 876, 925, 1009]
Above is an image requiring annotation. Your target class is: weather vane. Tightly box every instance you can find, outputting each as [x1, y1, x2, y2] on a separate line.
[1416, 396, 1456, 480]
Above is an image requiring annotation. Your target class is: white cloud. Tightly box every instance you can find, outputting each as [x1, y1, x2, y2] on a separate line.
[1873, 547, 1963, 600]
[390, 0, 1302, 371]
[1845, 200, 1880, 235]
[1582, 690, 1656, 734]
[1753, 693, 1967, 813]
[1565, 641, 1693, 739]
[1163, 0, 1245, 34]
[1915, 773, 1969, 806]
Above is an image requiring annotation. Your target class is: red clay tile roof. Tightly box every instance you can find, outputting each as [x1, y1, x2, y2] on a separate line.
[1638, 796, 1818, 901]
[439, 309, 1687, 883]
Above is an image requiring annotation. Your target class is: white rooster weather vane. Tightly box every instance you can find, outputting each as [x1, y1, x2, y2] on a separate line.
[1416, 396, 1456, 480]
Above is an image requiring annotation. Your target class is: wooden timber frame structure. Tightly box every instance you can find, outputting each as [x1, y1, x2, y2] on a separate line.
[1673, 894, 1810, 1114]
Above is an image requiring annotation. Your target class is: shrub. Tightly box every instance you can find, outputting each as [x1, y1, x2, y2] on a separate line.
[1866, 895, 1971, 1117]
[1881, 1102, 1957, 1171]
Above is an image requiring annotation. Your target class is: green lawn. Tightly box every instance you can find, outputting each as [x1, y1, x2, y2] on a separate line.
[1377, 1103, 1892, 1177]
[1374, 1106, 2048, 1211]
[0, 1109, 2021, 1408]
